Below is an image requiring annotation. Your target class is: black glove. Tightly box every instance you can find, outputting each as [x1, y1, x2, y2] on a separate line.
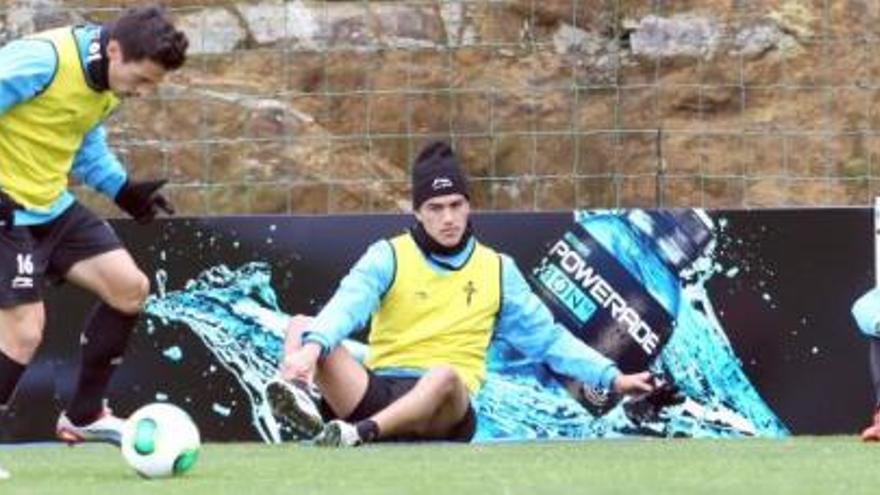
[115, 179, 175, 224]
[622, 376, 685, 425]
[0, 189, 21, 231]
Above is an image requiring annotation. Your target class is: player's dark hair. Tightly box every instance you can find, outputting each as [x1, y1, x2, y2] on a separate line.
[106, 6, 188, 70]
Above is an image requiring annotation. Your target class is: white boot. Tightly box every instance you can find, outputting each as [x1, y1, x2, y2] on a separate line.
[56, 408, 124, 446]
[266, 379, 324, 438]
[314, 420, 363, 447]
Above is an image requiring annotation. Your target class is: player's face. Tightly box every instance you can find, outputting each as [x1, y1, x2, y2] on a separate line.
[106, 40, 168, 98]
[415, 193, 470, 247]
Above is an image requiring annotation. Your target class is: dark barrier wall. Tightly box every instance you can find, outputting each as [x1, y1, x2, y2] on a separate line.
[0, 208, 875, 442]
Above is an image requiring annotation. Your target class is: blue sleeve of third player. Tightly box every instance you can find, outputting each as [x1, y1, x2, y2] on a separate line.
[70, 124, 128, 199]
[301, 240, 395, 353]
[853, 286, 880, 338]
[0, 39, 57, 115]
[494, 254, 621, 390]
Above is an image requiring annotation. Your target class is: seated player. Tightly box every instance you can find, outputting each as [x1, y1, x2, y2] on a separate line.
[268, 141, 656, 446]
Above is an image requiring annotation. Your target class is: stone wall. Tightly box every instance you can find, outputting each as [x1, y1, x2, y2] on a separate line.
[2, 0, 878, 215]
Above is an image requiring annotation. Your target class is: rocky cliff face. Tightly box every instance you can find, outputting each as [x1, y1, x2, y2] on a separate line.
[1, 0, 877, 215]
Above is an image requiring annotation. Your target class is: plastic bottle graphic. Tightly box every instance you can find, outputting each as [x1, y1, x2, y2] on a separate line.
[528, 209, 713, 415]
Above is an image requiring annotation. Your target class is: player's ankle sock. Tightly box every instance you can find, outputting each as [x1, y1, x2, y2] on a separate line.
[355, 419, 380, 443]
[67, 302, 137, 425]
[0, 351, 25, 406]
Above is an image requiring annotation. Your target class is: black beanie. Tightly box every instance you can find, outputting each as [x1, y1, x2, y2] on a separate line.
[411, 141, 469, 210]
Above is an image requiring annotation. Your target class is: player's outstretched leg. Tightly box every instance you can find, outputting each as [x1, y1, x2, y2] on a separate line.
[57, 301, 136, 446]
[59, 249, 148, 445]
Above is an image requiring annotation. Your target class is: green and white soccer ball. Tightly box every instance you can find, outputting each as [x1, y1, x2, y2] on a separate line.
[121, 403, 201, 479]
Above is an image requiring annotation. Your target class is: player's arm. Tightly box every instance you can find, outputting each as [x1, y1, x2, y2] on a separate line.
[281, 239, 393, 382]
[71, 124, 174, 224]
[301, 239, 394, 353]
[70, 124, 128, 197]
[0, 39, 57, 116]
[494, 254, 620, 389]
[495, 255, 654, 395]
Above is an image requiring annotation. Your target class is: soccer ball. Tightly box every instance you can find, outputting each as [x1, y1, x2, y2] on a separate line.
[120, 403, 201, 479]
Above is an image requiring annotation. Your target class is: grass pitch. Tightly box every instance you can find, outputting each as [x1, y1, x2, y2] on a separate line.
[1, 437, 876, 494]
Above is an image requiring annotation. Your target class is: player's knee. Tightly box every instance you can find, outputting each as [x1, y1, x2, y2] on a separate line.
[318, 345, 357, 377]
[424, 365, 463, 399]
[7, 317, 44, 359]
[111, 270, 150, 314]
[15, 326, 43, 355]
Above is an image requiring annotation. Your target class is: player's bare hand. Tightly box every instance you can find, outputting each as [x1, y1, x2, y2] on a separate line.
[283, 314, 314, 356]
[280, 342, 321, 383]
[612, 371, 656, 396]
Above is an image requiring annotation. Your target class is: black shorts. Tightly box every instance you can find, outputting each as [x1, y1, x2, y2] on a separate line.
[0, 202, 122, 307]
[322, 369, 477, 443]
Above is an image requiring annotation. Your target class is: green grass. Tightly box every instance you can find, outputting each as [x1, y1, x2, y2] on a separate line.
[1, 437, 878, 494]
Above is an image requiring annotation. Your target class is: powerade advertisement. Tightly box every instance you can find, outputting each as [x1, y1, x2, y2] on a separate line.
[0, 207, 876, 442]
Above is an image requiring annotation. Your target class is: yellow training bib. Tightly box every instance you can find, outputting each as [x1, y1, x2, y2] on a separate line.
[0, 27, 118, 210]
[366, 233, 502, 393]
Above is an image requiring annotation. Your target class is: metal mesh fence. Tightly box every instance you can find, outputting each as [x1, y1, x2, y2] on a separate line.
[2, 0, 878, 214]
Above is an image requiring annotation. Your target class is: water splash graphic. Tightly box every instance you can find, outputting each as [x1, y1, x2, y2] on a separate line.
[145, 262, 289, 442]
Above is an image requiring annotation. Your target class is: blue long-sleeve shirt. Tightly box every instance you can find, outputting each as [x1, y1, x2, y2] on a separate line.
[0, 24, 127, 225]
[302, 234, 622, 391]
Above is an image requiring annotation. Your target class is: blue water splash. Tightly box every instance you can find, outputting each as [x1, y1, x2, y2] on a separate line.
[212, 402, 233, 417]
[162, 346, 183, 362]
[145, 262, 289, 442]
[145, 262, 363, 442]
